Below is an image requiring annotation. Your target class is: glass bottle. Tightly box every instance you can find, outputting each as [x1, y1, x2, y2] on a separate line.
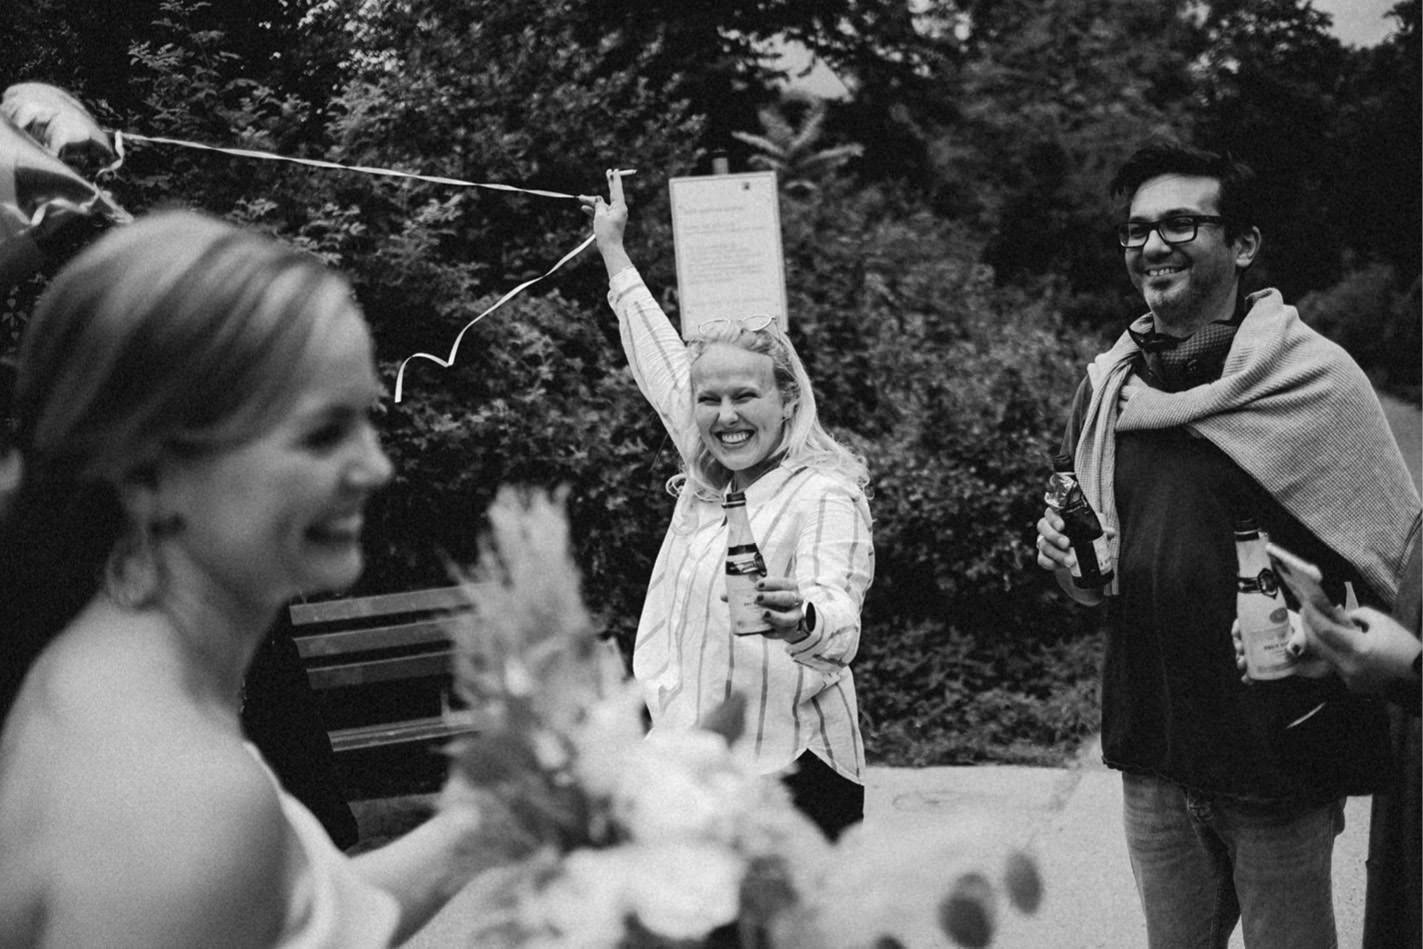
[1234, 515, 1296, 680]
[723, 491, 772, 636]
[1044, 453, 1114, 588]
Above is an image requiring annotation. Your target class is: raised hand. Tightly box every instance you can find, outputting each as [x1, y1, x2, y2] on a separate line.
[578, 168, 633, 276]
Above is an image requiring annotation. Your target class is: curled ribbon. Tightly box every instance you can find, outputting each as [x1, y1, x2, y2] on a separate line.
[393, 168, 637, 402]
[392, 232, 595, 403]
[104, 130, 636, 403]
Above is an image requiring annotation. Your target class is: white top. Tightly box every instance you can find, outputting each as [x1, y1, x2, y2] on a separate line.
[609, 267, 874, 781]
[248, 746, 401, 948]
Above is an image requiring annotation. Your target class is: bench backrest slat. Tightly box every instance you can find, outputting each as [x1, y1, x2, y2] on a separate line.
[328, 714, 481, 754]
[295, 620, 455, 659]
[289, 584, 474, 626]
[306, 651, 457, 690]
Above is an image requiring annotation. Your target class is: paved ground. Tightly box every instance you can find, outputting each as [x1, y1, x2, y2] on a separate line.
[862, 761, 1370, 949]
[397, 757, 1371, 948]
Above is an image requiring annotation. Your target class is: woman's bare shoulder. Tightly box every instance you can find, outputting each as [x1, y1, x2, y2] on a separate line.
[30, 729, 290, 948]
[1, 654, 293, 947]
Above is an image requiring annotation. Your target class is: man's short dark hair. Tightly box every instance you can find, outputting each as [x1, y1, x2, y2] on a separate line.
[1110, 142, 1260, 239]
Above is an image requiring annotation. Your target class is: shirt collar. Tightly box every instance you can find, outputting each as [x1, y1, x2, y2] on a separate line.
[726, 457, 802, 503]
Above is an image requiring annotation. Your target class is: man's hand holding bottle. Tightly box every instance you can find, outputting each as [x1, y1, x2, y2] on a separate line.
[1036, 509, 1115, 606]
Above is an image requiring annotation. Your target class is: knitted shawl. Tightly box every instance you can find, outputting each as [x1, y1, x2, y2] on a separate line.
[1076, 289, 1421, 608]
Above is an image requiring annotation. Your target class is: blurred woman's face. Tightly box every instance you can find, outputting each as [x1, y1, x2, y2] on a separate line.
[158, 309, 392, 611]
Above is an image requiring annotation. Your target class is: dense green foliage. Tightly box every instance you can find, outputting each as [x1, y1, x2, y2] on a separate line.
[2, 0, 1417, 770]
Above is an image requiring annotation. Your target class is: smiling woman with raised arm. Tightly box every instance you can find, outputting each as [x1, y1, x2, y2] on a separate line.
[0, 211, 495, 949]
[580, 171, 874, 841]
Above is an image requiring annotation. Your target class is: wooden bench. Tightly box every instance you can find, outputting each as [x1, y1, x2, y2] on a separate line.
[289, 584, 483, 754]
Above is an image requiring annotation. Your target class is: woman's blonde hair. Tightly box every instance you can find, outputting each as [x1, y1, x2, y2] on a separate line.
[672, 319, 868, 501]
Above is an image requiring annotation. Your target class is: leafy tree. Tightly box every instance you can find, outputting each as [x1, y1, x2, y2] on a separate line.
[0, 0, 163, 113]
[860, 0, 1199, 332]
[1189, 0, 1355, 297]
[975, 0, 1195, 287]
[1329, 0, 1420, 277]
[730, 88, 864, 195]
[575, 0, 946, 172]
[306, 0, 703, 308]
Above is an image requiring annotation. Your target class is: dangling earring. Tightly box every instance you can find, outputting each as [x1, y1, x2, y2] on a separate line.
[105, 514, 182, 609]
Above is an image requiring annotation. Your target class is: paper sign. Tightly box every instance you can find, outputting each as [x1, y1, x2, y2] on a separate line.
[668, 171, 787, 337]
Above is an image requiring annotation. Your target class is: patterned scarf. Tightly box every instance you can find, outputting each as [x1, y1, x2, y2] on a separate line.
[1076, 289, 1420, 607]
[1129, 318, 1241, 392]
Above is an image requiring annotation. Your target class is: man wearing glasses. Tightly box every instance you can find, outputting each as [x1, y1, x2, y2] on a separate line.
[1035, 142, 1420, 948]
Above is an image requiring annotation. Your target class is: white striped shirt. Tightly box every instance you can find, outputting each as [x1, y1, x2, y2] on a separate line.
[609, 267, 874, 782]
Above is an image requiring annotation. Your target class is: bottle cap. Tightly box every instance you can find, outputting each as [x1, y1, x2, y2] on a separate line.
[1233, 514, 1260, 537]
[1051, 453, 1074, 473]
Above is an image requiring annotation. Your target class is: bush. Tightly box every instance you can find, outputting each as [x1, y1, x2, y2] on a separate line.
[365, 287, 671, 658]
[858, 620, 1103, 766]
[1298, 263, 1422, 403]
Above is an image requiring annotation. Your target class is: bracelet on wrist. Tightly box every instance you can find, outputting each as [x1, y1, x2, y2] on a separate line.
[789, 602, 817, 644]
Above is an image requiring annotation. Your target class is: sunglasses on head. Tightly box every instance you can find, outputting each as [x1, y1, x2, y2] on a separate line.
[693, 314, 777, 338]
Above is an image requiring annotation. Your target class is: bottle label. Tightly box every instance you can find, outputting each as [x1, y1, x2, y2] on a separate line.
[1069, 534, 1115, 588]
[1045, 475, 1111, 588]
[726, 547, 767, 576]
[1238, 595, 1296, 680]
[726, 574, 771, 635]
[1060, 499, 1105, 540]
[725, 547, 770, 635]
[1236, 568, 1280, 596]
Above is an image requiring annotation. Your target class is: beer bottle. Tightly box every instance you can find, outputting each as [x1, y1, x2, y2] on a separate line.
[723, 491, 772, 636]
[1044, 453, 1114, 588]
[1234, 514, 1296, 680]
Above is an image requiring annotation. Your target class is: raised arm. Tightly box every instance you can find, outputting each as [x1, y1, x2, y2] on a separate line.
[580, 171, 697, 456]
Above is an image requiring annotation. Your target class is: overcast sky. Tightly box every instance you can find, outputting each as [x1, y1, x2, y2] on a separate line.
[776, 1, 1405, 100]
[1314, 0, 1401, 46]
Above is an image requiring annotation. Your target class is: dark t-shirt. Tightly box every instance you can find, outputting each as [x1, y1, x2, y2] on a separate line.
[1064, 371, 1392, 804]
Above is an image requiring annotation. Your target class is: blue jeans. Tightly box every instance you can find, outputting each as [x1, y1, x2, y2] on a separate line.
[1122, 772, 1345, 949]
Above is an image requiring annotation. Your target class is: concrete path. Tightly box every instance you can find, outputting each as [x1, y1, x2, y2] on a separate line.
[863, 762, 1369, 949]
[400, 759, 1371, 948]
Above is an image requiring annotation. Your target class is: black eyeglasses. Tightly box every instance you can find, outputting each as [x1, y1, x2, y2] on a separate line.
[1117, 215, 1228, 249]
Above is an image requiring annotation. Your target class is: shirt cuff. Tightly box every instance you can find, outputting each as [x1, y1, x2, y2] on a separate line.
[786, 601, 839, 669]
[608, 265, 641, 292]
